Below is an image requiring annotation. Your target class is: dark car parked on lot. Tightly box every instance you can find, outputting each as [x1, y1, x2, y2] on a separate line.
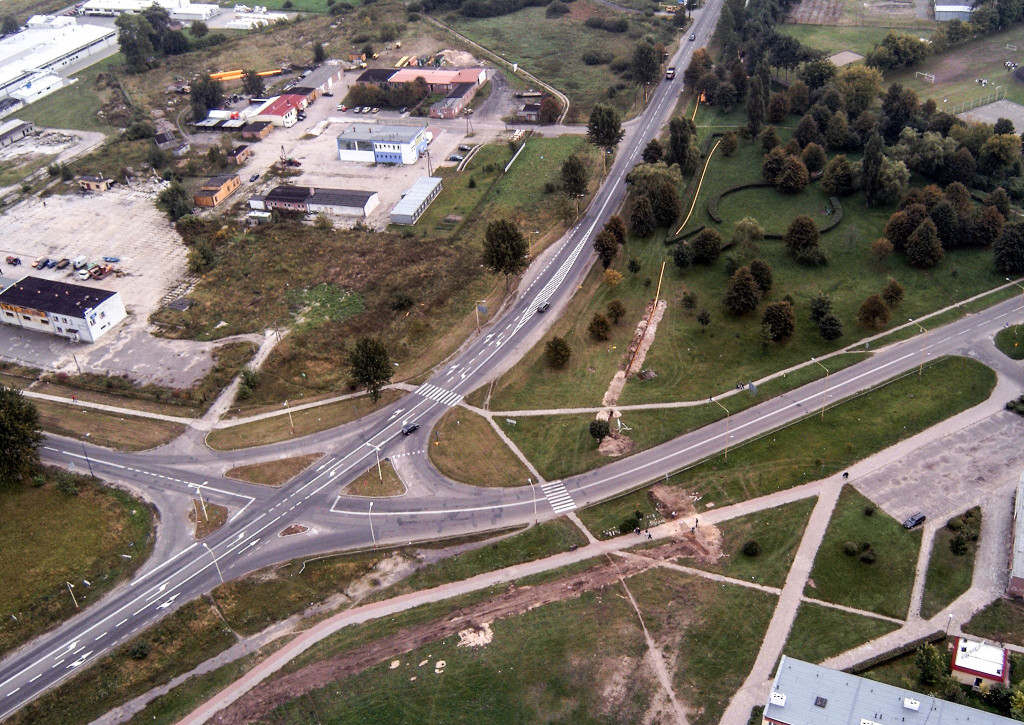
[903, 512, 926, 529]
[5, 256, 21, 266]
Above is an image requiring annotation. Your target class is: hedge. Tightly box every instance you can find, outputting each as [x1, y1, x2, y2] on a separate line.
[844, 629, 945, 675]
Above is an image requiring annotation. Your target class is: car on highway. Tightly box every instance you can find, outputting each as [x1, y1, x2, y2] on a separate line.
[689, 33, 696, 41]
[322, 91, 333, 97]
[902, 512, 926, 529]
[56, 258, 70, 269]
[5, 255, 21, 266]
[401, 423, 419, 435]
[537, 302, 550, 313]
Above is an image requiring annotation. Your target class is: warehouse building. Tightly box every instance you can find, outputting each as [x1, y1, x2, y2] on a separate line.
[241, 120, 272, 140]
[78, 0, 221, 20]
[250, 185, 380, 217]
[0, 119, 33, 148]
[337, 123, 429, 165]
[390, 176, 442, 225]
[934, 2, 973, 20]
[1008, 472, 1024, 598]
[763, 657, 1017, 725]
[0, 275, 127, 343]
[430, 82, 480, 119]
[0, 15, 116, 101]
[194, 174, 240, 207]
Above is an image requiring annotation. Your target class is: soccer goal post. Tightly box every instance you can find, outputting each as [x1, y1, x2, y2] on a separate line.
[915, 72, 936, 83]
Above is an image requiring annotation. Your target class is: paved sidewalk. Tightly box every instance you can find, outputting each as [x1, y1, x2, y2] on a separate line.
[20, 391, 195, 424]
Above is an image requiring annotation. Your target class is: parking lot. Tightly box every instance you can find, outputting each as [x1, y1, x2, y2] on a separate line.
[0, 183, 226, 387]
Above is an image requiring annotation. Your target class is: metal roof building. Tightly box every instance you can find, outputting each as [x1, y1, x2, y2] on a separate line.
[934, 2, 973, 20]
[764, 657, 1017, 725]
[1009, 472, 1024, 598]
[250, 185, 380, 217]
[390, 176, 442, 225]
[337, 123, 429, 165]
[0, 275, 126, 343]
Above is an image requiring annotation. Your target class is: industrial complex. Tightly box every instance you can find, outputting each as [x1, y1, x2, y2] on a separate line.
[0, 275, 126, 343]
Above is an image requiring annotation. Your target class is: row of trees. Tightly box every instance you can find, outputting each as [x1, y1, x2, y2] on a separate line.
[116, 7, 220, 73]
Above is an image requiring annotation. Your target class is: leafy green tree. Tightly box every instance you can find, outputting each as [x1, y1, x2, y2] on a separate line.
[776, 155, 809, 193]
[538, 96, 561, 123]
[784, 215, 820, 259]
[762, 301, 796, 341]
[156, 180, 192, 222]
[801, 142, 826, 174]
[821, 154, 855, 196]
[836, 65, 883, 117]
[995, 220, 1024, 274]
[348, 337, 392, 403]
[0, 386, 41, 486]
[1, 16, 19, 35]
[870, 237, 894, 264]
[190, 74, 223, 121]
[672, 242, 692, 269]
[593, 228, 618, 269]
[589, 419, 610, 442]
[666, 118, 699, 174]
[630, 194, 655, 237]
[809, 291, 833, 325]
[588, 313, 611, 341]
[873, 156, 910, 205]
[760, 126, 780, 153]
[817, 313, 844, 341]
[857, 294, 890, 328]
[483, 219, 528, 289]
[721, 131, 738, 157]
[747, 76, 765, 135]
[799, 59, 836, 90]
[883, 209, 916, 251]
[242, 70, 265, 98]
[929, 199, 958, 247]
[794, 114, 822, 148]
[944, 181, 973, 218]
[561, 153, 590, 199]
[116, 14, 157, 73]
[905, 218, 944, 268]
[986, 187, 1011, 216]
[979, 133, 1022, 173]
[692, 229, 723, 265]
[724, 266, 762, 314]
[605, 215, 626, 245]
[915, 643, 946, 686]
[697, 308, 711, 331]
[313, 42, 326, 63]
[882, 277, 905, 307]
[825, 112, 850, 152]
[545, 337, 572, 368]
[749, 259, 773, 294]
[587, 104, 625, 152]
[642, 139, 663, 164]
[976, 204, 1005, 247]
[190, 20, 209, 38]
[862, 132, 883, 204]
[761, 146, 787, 184]
[607, 299, 627, 324]
[631, 42, 660, 84]
[732, 217, 764, 254]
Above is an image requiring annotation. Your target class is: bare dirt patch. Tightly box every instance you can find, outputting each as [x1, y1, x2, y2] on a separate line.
[279, 524, 308, 537]
[456, 622, 494, 648]
[598, 432, 636, 457]
[209, 537, 712, 724]
[345, 552, 417, 602]
[648, 483, 698, 520]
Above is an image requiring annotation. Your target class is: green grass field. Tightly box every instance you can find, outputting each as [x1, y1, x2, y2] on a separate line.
[428, 407, 533, 487]
[806, 486, 921, 619]
[16, 54, 123, 134]
[0, 473, 153, 657]
[447, 0, 676, 120]
[681, 497, 817, 588]
[577, 356, 996, 538]
[920, 508, 981, 619]
[488, 133, 1005, 412]
[783, 602, 900, 663]
[995, 323, 1024, 359]
[964, 599, 1024, 647]
[778, 25, 892, 58]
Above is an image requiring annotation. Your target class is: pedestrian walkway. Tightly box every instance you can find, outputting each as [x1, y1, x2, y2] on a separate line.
[415, 383, 464, 408]
[541, 480, 577, 513]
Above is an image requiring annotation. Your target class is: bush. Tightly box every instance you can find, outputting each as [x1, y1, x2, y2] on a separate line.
[582, 50, 613, 65]
[692, 228, 723, 265]
[55, 472, 78, 496]
[859, 549, 877, 564]
[950, 532, 970, 555]
[864, 506, 875, 516]
[588, 313, 610, 341]
[607, 299, 626, 323]
[742, 540, 761, 557]
[843, 541, 860, 556]
[589, 419, 610, 441]
[544, 337, 572, 368]
[130, 641, 150, 660]
[391, 293, 414, 311]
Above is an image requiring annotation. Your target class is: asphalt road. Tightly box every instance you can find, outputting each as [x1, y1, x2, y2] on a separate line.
[3, 3, 1021, 718]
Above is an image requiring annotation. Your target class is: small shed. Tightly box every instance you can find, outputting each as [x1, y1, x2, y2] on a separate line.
[194, 174, 241, 207]
[227, 145, 252, 165]
[934, 3, 973, 20]
[241, 121, 272, 140]
[516, 103, 542, 122]
[77, 174, 114, 192]
[154, 131, 177, 150]
[951, 637, 1009, 688]
[390, 176, 443, 225]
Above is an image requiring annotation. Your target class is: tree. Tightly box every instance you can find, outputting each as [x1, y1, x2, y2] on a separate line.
[809, 291, 833, 325]
[944, 181, 973, 217]
[747, 76, 765, 135]
[905, 218, 944, 268]
[882, 278, 905, 307]
[588, 313, 611, 341]
[684, 47, 713, 86]
[190, 74, 223, 121]
[799, 59, 837, 90]
[348, 337, 392, 403]
[589, 419, 610, 442]
[630, 194, 655, 237]
[561, 153, 590, 199]
[732, 217, 764, 254]
[545, 337, 572, 368]
[784, 215, 820, 260]
[538, 96, 561, 123]
[761, 146, 787, 184]
[857, 294, 891, 328]
[870, 237, 894, 264]
[776, 156, 809, 193]
[795, 114, 823, 148]
[667, 117, 700, 174]
[587, 103, 625, 152]
[929, 199, 959, 247]
[642, 139, 664, 164]
[672, 242, 693, 270]
[692, 229, 723, 265]
[1, 15, 19, 35]
[883, 209, 916, 251]
[825, 112, 850, 152]
[836, 65, 883, 116]
[762, 301, 796, 341]
[162, 30, 189, 55]
[713, 3, 736, 49]
[313, 41, 326, 63]
[801, 142, 826, 174]
[607, 299, 627, 324]
[915, 644, 946, 686]
[593, 228, 618, 268]
[482, 218, 528, 289]
[818, 313, 844, 341]
[631, 42, 660, 84]
[190, 19, 209, 38]
[979, 133, 1022, 173]
[0, 386, 41, 486]
[862, 132, 883, 205]
[604, 269, 623, 287]
[116, 14, 157, 73]
[749, 258, 773, 294]
[788, 80, 810, 114]
[976, 204, 1005, 247]
[760, 126, 780, 153]
[242, 70, 265, 98]
[605, 215, 626, 245]
[156, 180, 192, 222]
[627, 258, 641, 274]
[697, 308, 711, 331]
[724, 267, 762, 314]
[821, 155, 855, 196]
[881, 83, 919, 141]
[996, 117, 1017, 135]
[721, 131, 738, 157]
[768, 93, 789, 124]
[874, 156, 910, 205]
[995, 220, 1024, 274]
[986, 187, 1011, 216]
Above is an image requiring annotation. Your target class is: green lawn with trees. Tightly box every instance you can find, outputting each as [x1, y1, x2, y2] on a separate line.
[783, 602, 900, 663]
[920, 508, 982, 619]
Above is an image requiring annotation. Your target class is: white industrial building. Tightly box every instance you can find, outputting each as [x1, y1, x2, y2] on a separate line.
[78, 0, 221, 21]
[390, 176, 443, 225]
[0, 276, 127, 343]
[934, 2, 973, 20]
[337, 124, 429, 165]
[0, 15, 116, 101]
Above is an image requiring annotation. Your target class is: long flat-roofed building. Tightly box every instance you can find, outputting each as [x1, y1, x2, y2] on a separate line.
[337, 123, 428, 165]
[390, 176, 442, 225]
[78, 0, 220, 20]
[249, 185, 379, 217]
[0, 275, 126, 343]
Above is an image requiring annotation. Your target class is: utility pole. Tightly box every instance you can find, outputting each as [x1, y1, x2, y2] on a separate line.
[82, 433, 94, 477]
[908, 318, 928, 377]
[197, 481, 209, 522]
[810, 357, 829, 420]
[284, 400, 294, 436]
[66, 581, 78, 609]
[710, 396, 730, 461]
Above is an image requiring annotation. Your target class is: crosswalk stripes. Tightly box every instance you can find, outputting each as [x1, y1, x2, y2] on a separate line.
[540, 480, 577, 514]
[416, 383, 464, 407]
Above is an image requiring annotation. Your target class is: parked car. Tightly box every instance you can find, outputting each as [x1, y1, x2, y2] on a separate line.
[5, 256, 21, 266]
[401, 423, 419, 435]
[77, 268, 92, 281]
[56, 258, 70, 269]
[337, 104, 348, 111]
[31, 256, 45, 268]
[458, 144, 472, 152]
[45, 259, 57, 268]
[322, 91, 333, 97]
[399, 106, 408, 114]
[449, 154, 464, 162]
[689, 33, 695, 41]
[249, 173, 259, 182]
[903, 512, 926, 529]
[537, 302, 550, 313]
[371, 107, 380, 114]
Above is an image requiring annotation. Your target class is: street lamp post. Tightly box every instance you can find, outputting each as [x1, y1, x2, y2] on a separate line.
[203, 543, 224, 584]
[284, 400, 294, 436]
[368, 501, 376, 547]
[1008, 278, 1024, 327]
[709, 396, 730, 461]
[66, 581, 78, 609]
[371, 444, 382, 481]
[811, 357, 829, 421]
[82, 433, 94, 478]
[528, 477, 537, 524]
[908, 318, 928, 377]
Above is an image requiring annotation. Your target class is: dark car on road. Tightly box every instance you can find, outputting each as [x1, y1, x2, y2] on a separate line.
[903, 512, 926, 529]
[249, 173, 259, 182]
[5, 256, 20, 266]
[401, 423, 419, 435]
[537, 302, 550, 313]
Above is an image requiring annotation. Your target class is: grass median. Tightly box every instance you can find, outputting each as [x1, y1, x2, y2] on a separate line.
[34, 399, 187, 451]
[226, 453, 323, 487]
[578, 356, 996, 539]
[964, 599, 1024, 647]
[428, 407, 533, 487]
[920, 508, 982, 619]
[995, 324, 1024, 360]
[342, 461, 406, 498]
[783, 602, 900, 664]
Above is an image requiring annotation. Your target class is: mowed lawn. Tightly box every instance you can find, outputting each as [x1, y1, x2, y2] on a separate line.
[448, 0, 675, 119]
[0, 474, 153, 656]
[488, 134, 1005, 411]
[16, 53, 123, 134]
[429, 408, 533, 487]
[783, 602, 900, 663]
[778, 25, 892, 58]
[920, 508, 981, 619]
[806, 486, 921, 619]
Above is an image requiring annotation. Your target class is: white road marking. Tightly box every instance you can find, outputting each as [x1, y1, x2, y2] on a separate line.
[540, 481, 577, 513]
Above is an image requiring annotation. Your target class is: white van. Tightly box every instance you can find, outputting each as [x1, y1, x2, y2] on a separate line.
[72, 255, 87, 269]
